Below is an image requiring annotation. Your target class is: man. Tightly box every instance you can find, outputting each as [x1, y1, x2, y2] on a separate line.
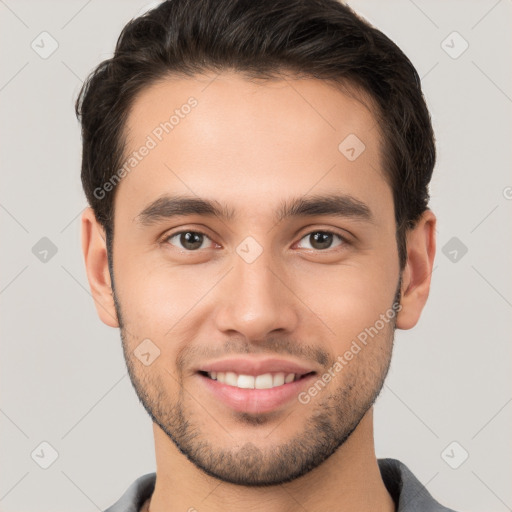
[77, 0, 458, 510]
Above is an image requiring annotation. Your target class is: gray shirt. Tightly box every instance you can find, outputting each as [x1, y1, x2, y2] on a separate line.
[103, 458, 459, 511]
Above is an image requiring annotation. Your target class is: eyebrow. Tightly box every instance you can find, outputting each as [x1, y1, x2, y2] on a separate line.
[134, 193, 374, 227]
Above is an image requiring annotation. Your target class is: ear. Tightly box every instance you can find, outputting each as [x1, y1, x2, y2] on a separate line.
[81, 207, 119, 328]
[396, 209, 436, 330]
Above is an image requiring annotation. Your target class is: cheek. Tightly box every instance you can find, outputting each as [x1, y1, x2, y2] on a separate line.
[296, 262, 398, 345]
[114, 257, 197, 337]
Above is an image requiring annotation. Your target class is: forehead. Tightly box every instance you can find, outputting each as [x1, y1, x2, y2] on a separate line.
[124, 71, 381, 150]
[115, 71, 390, 224]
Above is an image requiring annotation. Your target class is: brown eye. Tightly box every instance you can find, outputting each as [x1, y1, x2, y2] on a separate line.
[297, 231, 346, 251]
[165, 231, 210, 251]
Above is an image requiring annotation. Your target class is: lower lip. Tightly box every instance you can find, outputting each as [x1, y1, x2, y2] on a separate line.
[198, 372, 317, 414]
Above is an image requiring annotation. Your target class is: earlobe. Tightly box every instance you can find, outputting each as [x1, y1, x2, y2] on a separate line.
[81, 207, 119, 328]
[396, 209, 437, 330]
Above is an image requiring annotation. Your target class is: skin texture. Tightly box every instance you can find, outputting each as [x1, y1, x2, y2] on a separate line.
[82, 72, 436, 512]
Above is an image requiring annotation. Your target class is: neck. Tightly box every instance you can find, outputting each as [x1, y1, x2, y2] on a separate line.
[146, 408, 395, 512]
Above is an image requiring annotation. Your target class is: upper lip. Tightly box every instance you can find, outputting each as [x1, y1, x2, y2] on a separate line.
[197, 356, 318, 377]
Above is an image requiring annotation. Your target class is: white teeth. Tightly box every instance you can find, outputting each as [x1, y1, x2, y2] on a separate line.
[272, 373, 285, 387]
[238, 374, 255, 388]
[255, 373, 273, 389]
[225, 372, 238, 386]
[285, 373, 295, 383]
[207, 371, 301, 389]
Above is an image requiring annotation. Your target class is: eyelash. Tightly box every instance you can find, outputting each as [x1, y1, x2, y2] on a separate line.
[162, 228, 350, 252]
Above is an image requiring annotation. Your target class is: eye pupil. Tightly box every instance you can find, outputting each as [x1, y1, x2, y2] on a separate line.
[181, 232, 203, 250]
[310, 232, 333, 250]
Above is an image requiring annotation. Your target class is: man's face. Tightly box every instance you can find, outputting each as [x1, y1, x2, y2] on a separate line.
[108, 72, 401, 485]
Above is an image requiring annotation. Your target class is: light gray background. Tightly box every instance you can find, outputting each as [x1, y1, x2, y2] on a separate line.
[1, 1, 511, 511]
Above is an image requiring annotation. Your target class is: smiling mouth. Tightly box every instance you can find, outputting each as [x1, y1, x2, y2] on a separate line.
[198, 370, 316, 390]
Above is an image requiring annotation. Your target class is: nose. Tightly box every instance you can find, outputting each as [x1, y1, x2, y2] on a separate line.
[214, 244, 299, 341]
